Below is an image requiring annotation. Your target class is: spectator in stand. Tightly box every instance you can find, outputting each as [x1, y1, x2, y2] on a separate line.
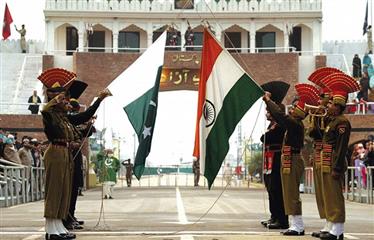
[364, 136, 374, 188]
[28, 90, 42, 114]
[364, 136, 374, 166]
[18, 138, 33, 167]
[30, 138, 42, 167]
[352, 54, 362, 79]
[3, 135, 22, 165]
[359, 72, 370, 101]
[184, 24, 194, 51]
[13, 133, 22, 150]
[363, 53, 371, 74]
[0, 130, 5, 158]
[354, 143, 366, 187]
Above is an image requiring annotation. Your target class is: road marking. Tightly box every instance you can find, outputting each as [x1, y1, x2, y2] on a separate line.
[22, 227, 44, 240]
[175, 187, 193, 240]
[345, 234, 359, 240]
[1, 231, 373, 236]
[175, 187, 188, 225]
[8, 202, 36, 209]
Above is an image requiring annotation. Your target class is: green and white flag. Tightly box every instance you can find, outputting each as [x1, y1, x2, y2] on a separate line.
[108, 31, 167, 180]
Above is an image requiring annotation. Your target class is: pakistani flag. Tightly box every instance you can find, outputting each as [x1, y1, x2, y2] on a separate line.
[193, 29, 264, 189]
[108, 31, 167, 180]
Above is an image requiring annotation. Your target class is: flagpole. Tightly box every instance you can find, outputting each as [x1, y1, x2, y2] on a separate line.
[0, 40, 3, 113]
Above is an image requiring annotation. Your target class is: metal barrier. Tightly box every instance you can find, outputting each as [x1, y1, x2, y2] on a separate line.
[303, 166, 374, 204]
[117, 167, 251, 189]
[304, 167, 314, 194]
[0, 163, 45, 207]
[345, 166, 374, 204]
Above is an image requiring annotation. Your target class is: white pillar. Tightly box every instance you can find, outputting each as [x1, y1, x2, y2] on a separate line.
[180, 21, 187, 51]
[147, 23, 153, 48]
[283, 22, 289, 52]
[215, 23, 222, 44]
[46, 20, 55, 54]
[112, 20, 119, 53]
[78, 21, 85, 52]
[113, 33, 118, 53]
[250, 21, 256, 53]
[312, 20, 322, 54]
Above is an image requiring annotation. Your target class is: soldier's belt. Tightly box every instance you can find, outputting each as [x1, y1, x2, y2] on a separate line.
[51, 139, 70, 148]
[265, 144, 282, 151]
[313, 141, 323, 164]
[321, 144, 333, 173]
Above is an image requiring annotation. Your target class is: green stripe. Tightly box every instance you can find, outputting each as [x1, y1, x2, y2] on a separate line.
[124, 87, 154, 136]
[125, 66, 163, 180]
[204, 74, 264, 189]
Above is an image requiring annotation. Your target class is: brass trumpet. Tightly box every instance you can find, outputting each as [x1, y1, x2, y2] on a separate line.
[305, 104, 327, 117]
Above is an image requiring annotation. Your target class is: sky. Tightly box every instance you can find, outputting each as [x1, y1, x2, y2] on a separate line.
[1, 0, 373, 165]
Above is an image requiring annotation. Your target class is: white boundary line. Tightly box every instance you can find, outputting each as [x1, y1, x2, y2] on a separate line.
[21, 227, 44, 240]
[176, 187, 194, 240]
[176, 187, 188, 225]
[2, 231, 374, 236]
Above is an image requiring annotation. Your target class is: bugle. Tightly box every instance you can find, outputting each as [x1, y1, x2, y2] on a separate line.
[305, 104, 327, 117]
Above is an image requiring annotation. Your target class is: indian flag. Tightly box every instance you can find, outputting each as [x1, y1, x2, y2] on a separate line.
[108, 31, 167, 180]
[193, 29, 264, 189]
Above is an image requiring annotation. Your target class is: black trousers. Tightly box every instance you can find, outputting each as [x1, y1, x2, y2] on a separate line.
[67, 149, 83, 222]
[264, 153, 288, 225]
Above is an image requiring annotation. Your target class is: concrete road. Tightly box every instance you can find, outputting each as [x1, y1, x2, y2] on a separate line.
[1, 186, 373, 240]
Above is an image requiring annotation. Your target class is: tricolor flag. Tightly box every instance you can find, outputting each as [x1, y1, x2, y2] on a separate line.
[108, 31, 167, 180]
[2, 3, 13, 40]
[193, 28, 264, 189]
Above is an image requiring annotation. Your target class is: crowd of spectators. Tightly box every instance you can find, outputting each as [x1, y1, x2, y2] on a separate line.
[0, 129, 46, 168]
[350, 51, 374, 114]
[349, 135, 374, 189]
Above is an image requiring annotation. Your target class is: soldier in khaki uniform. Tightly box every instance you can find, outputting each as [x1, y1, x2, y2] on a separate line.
[263, 84, 319, 236]
[39, 68, 79, 240]
[318, 73, 360, 240]
[307, 67, 343, 238]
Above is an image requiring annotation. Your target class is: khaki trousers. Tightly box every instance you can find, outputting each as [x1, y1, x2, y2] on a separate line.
[321, 173, 345, 223]
[281, 154, 304, 215]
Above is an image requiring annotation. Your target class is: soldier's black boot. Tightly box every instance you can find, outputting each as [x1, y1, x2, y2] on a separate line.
[319, 232, 344, 240]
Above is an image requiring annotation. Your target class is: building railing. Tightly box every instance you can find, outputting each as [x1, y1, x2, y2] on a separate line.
[345, 102, 374, 115]
[304, 166, 374, 204]
[45, 0, 322, 13]
[72, 46, 298, 54]
[0, 160, 45, 207]
[0, 102, 87, 115]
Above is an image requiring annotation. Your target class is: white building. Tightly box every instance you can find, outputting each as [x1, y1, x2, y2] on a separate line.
[44, 0, 322, 55]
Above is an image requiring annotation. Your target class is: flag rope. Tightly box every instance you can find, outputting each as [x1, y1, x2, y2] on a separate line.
[153, 102, 266, 236]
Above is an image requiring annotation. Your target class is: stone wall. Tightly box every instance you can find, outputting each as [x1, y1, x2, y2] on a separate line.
[71, 51, 299, 106]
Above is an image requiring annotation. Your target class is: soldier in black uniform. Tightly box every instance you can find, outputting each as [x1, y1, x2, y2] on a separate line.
[263, 83, 320, 236]
[192, 157, 200, 187]
[318, 73, 360, 240]
[63, 80, 111, 230]
[259, 81, 289, 229]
